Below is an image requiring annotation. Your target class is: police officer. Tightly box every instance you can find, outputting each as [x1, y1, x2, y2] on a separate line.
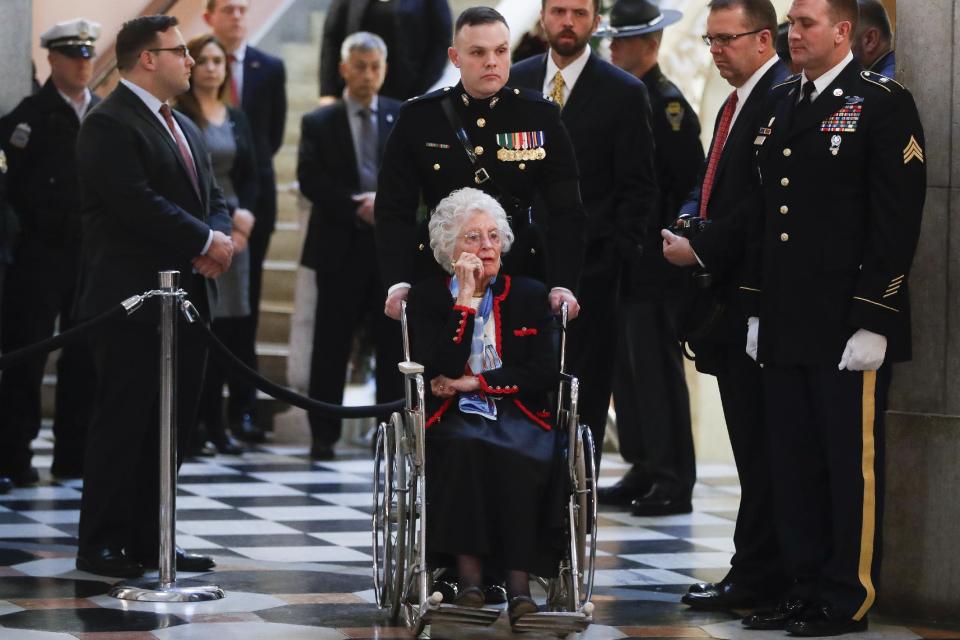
[598, 0, 703, 515]
[0, 18, 101, 484]
[738, 0, 925, 634]
[375, 6, 585, 321]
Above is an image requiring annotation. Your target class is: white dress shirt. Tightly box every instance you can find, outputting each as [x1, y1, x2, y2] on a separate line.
[730, 54, 780, 132]
[57, 87, 92, 122]
[119, 78, 212, 255]
[800, 51, 855, 103]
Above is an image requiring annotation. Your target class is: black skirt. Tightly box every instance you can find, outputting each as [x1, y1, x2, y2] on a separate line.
[424, 400, 566, 578]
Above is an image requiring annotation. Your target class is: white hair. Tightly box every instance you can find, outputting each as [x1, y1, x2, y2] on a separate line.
[428, 188, 514, 273]
[340, 31, 387, 62]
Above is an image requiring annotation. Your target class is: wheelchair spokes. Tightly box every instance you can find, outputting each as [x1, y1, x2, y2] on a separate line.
[372, 413, 407, 618]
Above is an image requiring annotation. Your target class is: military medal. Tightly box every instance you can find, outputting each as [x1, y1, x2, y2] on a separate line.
[830, 135, 842, 156]
[821, 101, 862, 133]
[496, 131, 546, 162]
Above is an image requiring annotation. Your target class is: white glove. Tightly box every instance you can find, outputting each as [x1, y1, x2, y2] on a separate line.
[838, 328, 887, 371]
[746, 317, 759, 362]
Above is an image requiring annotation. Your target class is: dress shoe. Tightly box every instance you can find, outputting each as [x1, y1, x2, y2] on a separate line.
[453, 586, 485, 608]
[0, 476, 13, 494]
[310, 442, 335, 461]
[597, 478, 651, 508]
[508, 595, 539, 627]
[630, 483, 692, 516]
[231, 413, 266, 443]
[681, 579, 764, 609]
[742, 598, 811, 630]
[484, 583, 507, 604]
[210, 434, 245, 456]
[76, 548, 145, 578]
[786, 605, 868, 637]
[137, 549, 216, 572]
[431, 577, 459, 603]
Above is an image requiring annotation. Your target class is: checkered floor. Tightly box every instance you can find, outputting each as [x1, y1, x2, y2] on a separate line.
[0, 425, 952, 639]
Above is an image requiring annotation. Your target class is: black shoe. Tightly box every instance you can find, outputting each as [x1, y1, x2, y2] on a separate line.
[483, 583, 507, 604]
[0, 476, 12, 494]
[310, 443, 335, 461]
[186, 442, 217, 458]
[137, 549, 216, 572]
[508, 595, 539, 627]
[630, 484, 692, 516]
[231, 413, 266, 444]
[11, 467, 39, 487]
[787, 605, 868, 637]
[682, 579, 764, 609]
[597, 478, 651, 508]
[210, 434, 245, 456]
[742, 598, 811, 630]
[76, 548, 144, 578]
[431, 577, 459, 603]
[453, 586, 485, 608]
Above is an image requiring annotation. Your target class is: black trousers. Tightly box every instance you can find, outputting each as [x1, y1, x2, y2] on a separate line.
[611, 297, 694, 496]
[78, 292, 207, 558]
[565, 243, 621, 461]
[307, 233, 403, 446]
[197, 316, 253, 434]
[707, 342, 785, 587]
[0, 238, 95, 475]
[763, 363, 889, 620]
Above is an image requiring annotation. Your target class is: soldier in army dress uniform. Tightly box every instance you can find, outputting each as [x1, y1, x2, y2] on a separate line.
[0, 19, 101, 484]
[375, 6, 585, 321]
[738, 0, 926, 635]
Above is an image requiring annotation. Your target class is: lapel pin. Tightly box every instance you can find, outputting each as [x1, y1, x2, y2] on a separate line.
[833, 88, 843, 97]
[386, 113, 394, 123]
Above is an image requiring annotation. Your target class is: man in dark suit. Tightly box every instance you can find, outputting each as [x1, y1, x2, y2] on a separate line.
[852, 0, 895, 78]
[74, 15, 234, 579]
[597, 0, 703, 516]
[511, 0, 658, 458]
[319, 0, 452, 103]
[299, 32, 403, 460]
[0, 18, 102, 485]
[661, 0, 789, 610]
[204, 0, 287, 442]
[735, 0, 924, 634]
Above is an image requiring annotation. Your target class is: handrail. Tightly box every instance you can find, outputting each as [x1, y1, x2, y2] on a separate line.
[90, 0, 180, 92]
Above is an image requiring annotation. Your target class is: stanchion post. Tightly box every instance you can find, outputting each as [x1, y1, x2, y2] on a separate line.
[109, 271, 225, 603]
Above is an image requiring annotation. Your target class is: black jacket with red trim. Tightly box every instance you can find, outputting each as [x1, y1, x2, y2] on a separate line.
[407, 274, 559, 430]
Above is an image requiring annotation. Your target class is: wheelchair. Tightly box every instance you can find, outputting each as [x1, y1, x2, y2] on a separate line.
[372, 301, 599, 636]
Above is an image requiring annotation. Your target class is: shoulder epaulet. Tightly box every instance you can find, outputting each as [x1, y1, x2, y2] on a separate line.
[507, 86, 554, 105]
[771, 74, 801, 90]
[860, 70, 904, 93]
[404, 86, 453, 105]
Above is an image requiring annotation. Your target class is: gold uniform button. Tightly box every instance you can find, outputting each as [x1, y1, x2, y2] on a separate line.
[780, 177, 790, 187]
[477, 118, 486, 128]
[433, 163, 440, 171]
[418, 243, 425, 251]
[519, 163, 526, 170]
[474, 146, 484, 156]
[780, 233, 789, 242]
[514, 88, 520, 95]
[783, 148, 792, 157]
[779, 205, 789, 214]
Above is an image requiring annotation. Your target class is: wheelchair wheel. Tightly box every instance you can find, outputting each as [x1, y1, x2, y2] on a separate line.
[399, 435, 424, 633]
[372, 413, 408, 620]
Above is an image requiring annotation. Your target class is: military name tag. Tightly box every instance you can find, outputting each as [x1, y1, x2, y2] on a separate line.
[821, 103, 862, 133]
[496, 131, 546, 162]
[425, 142, 450, 150]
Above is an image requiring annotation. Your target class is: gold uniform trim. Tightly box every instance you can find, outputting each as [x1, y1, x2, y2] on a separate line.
[739, 286, 762, 293]
[853, 370, 878, 621]
[853, 296, 899, 312]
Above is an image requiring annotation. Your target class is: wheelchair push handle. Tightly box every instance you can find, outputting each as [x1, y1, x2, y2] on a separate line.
[401, 299, 411, 363]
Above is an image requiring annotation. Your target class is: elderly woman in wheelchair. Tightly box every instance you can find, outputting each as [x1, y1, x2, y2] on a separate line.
[405, 187, 566, 626]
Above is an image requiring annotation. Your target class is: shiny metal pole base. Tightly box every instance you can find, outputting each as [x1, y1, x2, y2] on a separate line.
[109, 578, 225, 602]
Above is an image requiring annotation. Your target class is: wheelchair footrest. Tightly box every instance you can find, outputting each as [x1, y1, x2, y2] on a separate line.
[511, 610, 591, 634]
[422, 603, 501, 626]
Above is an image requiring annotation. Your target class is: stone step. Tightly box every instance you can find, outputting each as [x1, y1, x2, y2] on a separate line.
[257, 300, 294, 345]
[261, 259, 298, 305]
[265, 219, 304, 263]
[273, 145, 299, 186]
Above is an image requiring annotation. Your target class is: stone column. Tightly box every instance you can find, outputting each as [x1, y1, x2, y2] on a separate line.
[0, 0, 31, 115]
[879, 0, 960, 624]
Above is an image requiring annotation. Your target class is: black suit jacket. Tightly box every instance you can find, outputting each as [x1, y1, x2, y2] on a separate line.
[319, 0, 451, 101]
[678, 60, 789, 362]
[75, 82, 232, 320]
[510, 52, 658, 266]
[241, 45, 286, 228]
[299, 96, 401, 272]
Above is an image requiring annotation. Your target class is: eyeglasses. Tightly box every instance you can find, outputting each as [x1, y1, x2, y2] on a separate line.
[147, 45, 190, 58]
[701, 28, 766, 47]
[462, 230, 502, 247]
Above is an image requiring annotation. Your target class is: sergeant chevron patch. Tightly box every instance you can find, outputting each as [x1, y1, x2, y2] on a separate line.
[903, 136, 924, 164]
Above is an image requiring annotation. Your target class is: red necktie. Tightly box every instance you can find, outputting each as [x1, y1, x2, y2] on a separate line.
[699, 91, 739, 219]
[227, 54, 239, 106]
[159, 104, 200, 195]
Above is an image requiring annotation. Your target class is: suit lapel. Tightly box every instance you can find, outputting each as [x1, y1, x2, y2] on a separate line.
[336, 102, 360, 188]
[242, 49, 259, 108]
[714, 65, 781, 183]
[561, 53, 598, 123]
